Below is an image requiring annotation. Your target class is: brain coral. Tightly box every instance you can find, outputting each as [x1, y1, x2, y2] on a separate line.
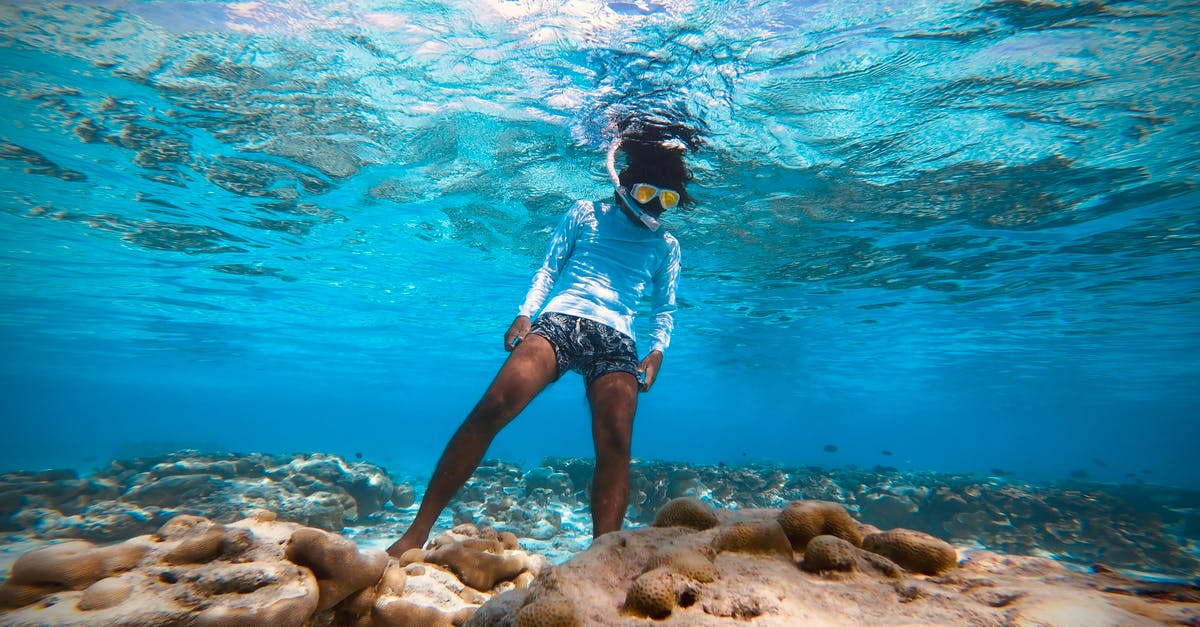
[776, 500, 863, 552]
[624, 567, 694, 620]
[155, 514, 212, 540]
[164, 524, 227, 564]
[862, 528, 958, 576]
[75, 577, 132, 611]
[644, 542, 718, 583]
[513, 594, 580, 627]
[711, 520, 794, 559]
[800, 535, 857, 572]
[652, 497, 719, 530]
[8, 539, 148, 590]
[0, 582, 59, 610]
[800, 534, 903, 579]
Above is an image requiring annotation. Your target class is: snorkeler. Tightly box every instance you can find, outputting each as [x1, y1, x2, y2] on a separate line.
[386, 124, 691, 557]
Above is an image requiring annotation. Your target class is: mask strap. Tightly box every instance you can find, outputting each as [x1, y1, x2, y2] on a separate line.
[607, 138, 660, 232]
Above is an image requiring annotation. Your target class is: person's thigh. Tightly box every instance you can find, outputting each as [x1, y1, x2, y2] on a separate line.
[587, 371, 639, 444]
[473, 332, 560, 422]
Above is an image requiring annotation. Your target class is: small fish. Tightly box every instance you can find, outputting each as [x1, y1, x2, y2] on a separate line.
[823, 444, 838, 453]
[355, 452, 363, 459]
[1091, 457, 1106, 468]
[1068, 469, 1089, 479]
[881, 450, 893, 456]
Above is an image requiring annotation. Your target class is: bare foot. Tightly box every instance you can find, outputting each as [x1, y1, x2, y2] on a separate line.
[386, 532, 427, 558]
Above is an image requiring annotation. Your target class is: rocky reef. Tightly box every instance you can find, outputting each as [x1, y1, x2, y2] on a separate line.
[0, 451, 414, 541]
[0, 511, 542, 627]
[3, 452, 1198, 581]
[466, 498, 1199, 626]
[2, 450, 1199, 627]
[444, 457, 1200, 579]
[6, 498, 1195, 626]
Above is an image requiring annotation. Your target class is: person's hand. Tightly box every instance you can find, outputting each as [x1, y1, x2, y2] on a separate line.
[504, 315, 531, 351]
[637, 350, 663, 392]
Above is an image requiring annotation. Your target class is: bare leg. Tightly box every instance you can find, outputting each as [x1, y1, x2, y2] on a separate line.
[587, 371, 638, 539]
[387, 335, 558, 557]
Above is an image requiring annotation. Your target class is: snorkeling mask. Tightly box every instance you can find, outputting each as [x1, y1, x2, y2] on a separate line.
[607, 138, 679, 232]
[629, 183, 680, 209]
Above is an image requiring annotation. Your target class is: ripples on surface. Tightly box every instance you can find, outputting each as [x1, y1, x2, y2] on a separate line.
[0, 1, 1197, 485]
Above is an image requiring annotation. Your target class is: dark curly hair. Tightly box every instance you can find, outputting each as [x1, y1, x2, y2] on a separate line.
[614, 117, 701, 207]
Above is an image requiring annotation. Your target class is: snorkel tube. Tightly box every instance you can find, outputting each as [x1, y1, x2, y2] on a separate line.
[607, 138, 661, 232]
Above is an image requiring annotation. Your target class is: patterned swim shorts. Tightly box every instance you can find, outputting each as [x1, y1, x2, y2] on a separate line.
[528, 312, 640, 386]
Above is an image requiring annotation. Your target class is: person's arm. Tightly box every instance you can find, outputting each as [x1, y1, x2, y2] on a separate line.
[638, 236, 681, 390]
[506, 202, 584, 350]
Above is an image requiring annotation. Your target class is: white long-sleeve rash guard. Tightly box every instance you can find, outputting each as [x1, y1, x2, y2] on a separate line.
[518, 200, 681, 354]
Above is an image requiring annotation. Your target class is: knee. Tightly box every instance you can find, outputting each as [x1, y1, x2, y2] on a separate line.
[467, 390, 520, 430]
[594, 422, 632, 458]
[596, 445, 631, 465]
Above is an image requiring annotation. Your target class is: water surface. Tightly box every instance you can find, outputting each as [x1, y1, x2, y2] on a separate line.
[0, 0, 1197, 489]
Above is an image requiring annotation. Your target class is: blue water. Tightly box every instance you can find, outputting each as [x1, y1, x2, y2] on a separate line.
[0, 1, 1197, 489]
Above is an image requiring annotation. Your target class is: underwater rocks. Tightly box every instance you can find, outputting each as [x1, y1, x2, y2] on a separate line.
[446, 460, 588, 546]
[3, 499, 1195, 627]
[455, 458, 1198, 579]
[4, 452, 1198, 581]
[0, 451, 413, 541]
[466, 498, 1199, 626]
[0, 512, 542, 627]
